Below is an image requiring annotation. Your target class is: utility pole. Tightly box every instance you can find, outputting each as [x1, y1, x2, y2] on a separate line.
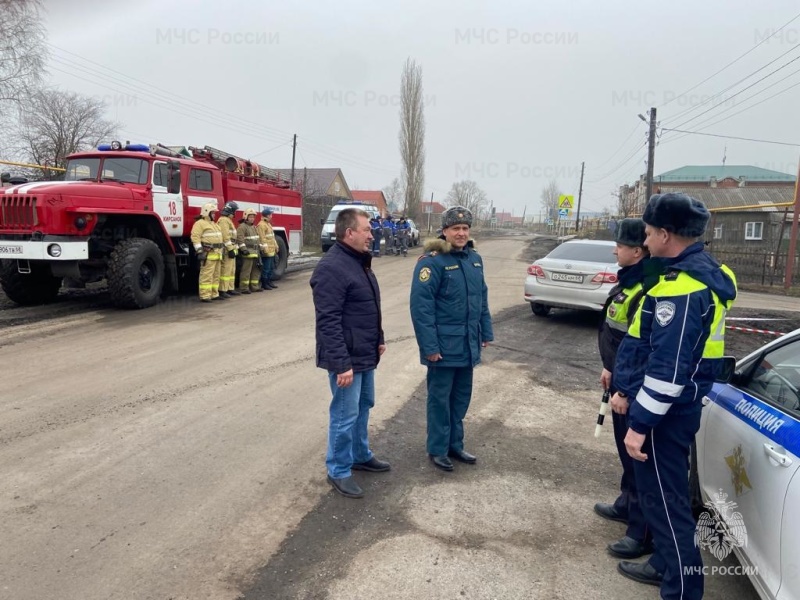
[290, 134, 297, 187]
[783, 159, 800, 289]
[575, 161, 585, 232]
[427, 192, 433, 233]
[645, 107, 657, 202]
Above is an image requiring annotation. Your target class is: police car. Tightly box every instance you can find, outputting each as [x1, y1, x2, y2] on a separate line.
[693, 327, 800, 600]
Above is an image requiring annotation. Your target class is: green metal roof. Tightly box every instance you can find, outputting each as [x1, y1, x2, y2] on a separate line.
[656, 165, 796, 183]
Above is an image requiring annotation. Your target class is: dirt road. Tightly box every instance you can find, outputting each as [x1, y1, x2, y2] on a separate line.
[0, 236, 774, 599]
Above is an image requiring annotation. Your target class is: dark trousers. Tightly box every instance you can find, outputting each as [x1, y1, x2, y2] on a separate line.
[633, 410, 703, 600]
[611, 410, 650, 544]
[260, 255, 274, 287]
[426, 366, 473, 455]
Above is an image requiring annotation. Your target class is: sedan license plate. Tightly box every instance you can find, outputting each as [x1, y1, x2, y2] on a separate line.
[0, 244, 23, 255]
[551, 272, 583, 283]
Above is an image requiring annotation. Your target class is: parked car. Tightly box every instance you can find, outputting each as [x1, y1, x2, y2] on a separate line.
[406, 219, 420, 246]
[320, 201, 380, 252]
[524, 240, 619, 316]
[693, 327, 800, 600]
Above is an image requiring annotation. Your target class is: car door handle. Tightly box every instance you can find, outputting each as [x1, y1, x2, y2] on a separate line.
[763, 443, 794, 467]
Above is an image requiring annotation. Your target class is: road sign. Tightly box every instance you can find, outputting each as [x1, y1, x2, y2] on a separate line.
[558, 195, 574, 209]
[558, 208, 569, 217]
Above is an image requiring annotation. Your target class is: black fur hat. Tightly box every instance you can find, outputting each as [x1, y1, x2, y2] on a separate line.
[442, 206, 473, 229]
[643, 193, 709, 238]
[615, 218, 646, 247]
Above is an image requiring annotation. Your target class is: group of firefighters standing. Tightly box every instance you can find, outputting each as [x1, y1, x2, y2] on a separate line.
[190, 201, 280, 302]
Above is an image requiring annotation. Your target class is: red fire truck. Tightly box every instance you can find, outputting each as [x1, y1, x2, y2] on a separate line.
[0, 142, 302, 308]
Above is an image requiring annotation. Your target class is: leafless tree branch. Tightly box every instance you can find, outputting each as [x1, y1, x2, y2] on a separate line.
[399, 58, 425, 221]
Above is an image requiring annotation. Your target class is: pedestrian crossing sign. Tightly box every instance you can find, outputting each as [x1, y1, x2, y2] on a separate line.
[558, 208, 569, 217]
[558, 195, 574, 209]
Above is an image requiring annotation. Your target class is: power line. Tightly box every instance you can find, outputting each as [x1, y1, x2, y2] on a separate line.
[586, 140, 646, 184]
[660, 11, 800, 109]
[663, 42, 800, 126]
[591, 123, 642, 170]
[661, 128, 800, 147]
[667, 52, 800, 132]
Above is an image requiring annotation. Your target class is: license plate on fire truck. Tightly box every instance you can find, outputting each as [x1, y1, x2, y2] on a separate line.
[0, 244, 23, 255]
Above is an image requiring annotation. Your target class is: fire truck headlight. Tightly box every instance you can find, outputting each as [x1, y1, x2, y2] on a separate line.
[47, 244, 62, 258]
[74, 216, 87, 230]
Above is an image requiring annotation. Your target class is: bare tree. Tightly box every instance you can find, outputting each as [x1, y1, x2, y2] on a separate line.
[444, 180, 489, 219]
[399, 58, 425, 221]
[540, 179, 562, 223]
[0, 0, 47, 116]
[16, 89, 117, 169]
[617, 184, 639, 217]
[382, 177, 404, 214]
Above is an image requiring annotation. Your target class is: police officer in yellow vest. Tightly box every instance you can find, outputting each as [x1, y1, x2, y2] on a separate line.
[257, 207, 279, 290]
[217, 201, 240, 298]
[593, 219, 658, 564]
[191, 202, 224, 302]
[236, 209, 263, 294]
[611, 194, 737, 599]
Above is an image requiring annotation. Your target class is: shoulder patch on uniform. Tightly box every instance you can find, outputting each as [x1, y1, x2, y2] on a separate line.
[655, 300, 676, 327]
[444, 264, 460, 271]
[419, 267, 431, 282]
[608, 304, 617, 317]
[473, 262, 482, 267]
[665, 271, 680, 281]
[614, 292, 627, 303]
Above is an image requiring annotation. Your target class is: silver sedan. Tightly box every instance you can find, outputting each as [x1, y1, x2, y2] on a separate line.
[524, 239, 619, 316]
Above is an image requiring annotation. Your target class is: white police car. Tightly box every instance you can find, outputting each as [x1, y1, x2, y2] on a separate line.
[693, 327, 800, 599]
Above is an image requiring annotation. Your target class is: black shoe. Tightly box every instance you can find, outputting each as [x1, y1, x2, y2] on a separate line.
[327, 475, 364, 499]
[266, 282, 278, 289]
[352, 456, 391, 472]
[448, 448, 477, 464]
[593, 502, 628, 524]
[429, 454, 454, 471]
[227, 290, 241, 296]
[617, 560, 663, 587]
[239, 289, 251, 295]
[200, 298, 213, 303]
[607, 536, 654, 559]
[252, 288, 264, 293]
[216, 293, 229, 300]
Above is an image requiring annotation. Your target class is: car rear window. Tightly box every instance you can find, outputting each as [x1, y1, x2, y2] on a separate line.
[547, 243, 616, 263]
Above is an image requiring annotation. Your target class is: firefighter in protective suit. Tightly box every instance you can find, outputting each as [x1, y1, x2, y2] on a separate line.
[257, 207, 279, 290]
[217, 201, 240, 297]
[236, 208, 263, 294]
[191, 202, 224, 302]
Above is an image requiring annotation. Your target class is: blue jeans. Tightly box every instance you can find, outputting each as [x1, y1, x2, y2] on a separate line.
[260, 255, 274, 287]
[326, 369, 375, 478]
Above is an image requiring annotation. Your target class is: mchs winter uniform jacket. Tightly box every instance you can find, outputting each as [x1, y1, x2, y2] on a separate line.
[410, 238, 494, 368]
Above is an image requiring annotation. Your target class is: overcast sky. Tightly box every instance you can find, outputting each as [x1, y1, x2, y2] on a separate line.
[42, 0, 800, 216]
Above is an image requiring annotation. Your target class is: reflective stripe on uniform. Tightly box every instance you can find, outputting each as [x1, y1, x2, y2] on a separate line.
[644, 375, 684, 397]
[636, 389, 672, 415]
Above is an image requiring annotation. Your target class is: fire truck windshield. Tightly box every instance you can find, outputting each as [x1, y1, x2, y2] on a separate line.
[65, 157, 149, 184]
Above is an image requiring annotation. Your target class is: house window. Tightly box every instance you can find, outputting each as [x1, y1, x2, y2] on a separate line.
[745, 222, 763, 240]
[189, 168, 213, 191]
[334, 181, 341, 193]
[713, 226, 723, 239]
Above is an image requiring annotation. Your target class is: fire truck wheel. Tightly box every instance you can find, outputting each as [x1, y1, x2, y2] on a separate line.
[271, 236, 289, 280]
[107, 238, 165, 309]
[0, 261, 62, 305]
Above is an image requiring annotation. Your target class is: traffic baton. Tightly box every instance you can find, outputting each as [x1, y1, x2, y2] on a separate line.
[594, 389, 611, 438]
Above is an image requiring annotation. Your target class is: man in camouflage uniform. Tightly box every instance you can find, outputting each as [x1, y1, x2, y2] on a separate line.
[236, 209, 263, 294]
[217, 201, 240, 297]
[191, 202, 224, 302]
[257, 207, 279, 290]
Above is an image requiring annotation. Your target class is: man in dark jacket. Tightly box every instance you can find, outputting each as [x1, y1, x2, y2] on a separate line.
[592, 219, 657, 564]
[310, 208, 390, 499]
[410, 206, 494, 472]
[612, 193, 737, 599]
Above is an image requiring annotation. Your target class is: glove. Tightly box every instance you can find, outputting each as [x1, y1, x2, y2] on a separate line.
[227, 249, 236, 259]
[239, 250, 250, 258]
[197, 250, 207, 265]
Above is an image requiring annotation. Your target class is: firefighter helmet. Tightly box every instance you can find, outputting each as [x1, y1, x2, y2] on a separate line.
[221, 201, 239, 217]
[243, 208, 257, 219]
[200, 202, 218, 218]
